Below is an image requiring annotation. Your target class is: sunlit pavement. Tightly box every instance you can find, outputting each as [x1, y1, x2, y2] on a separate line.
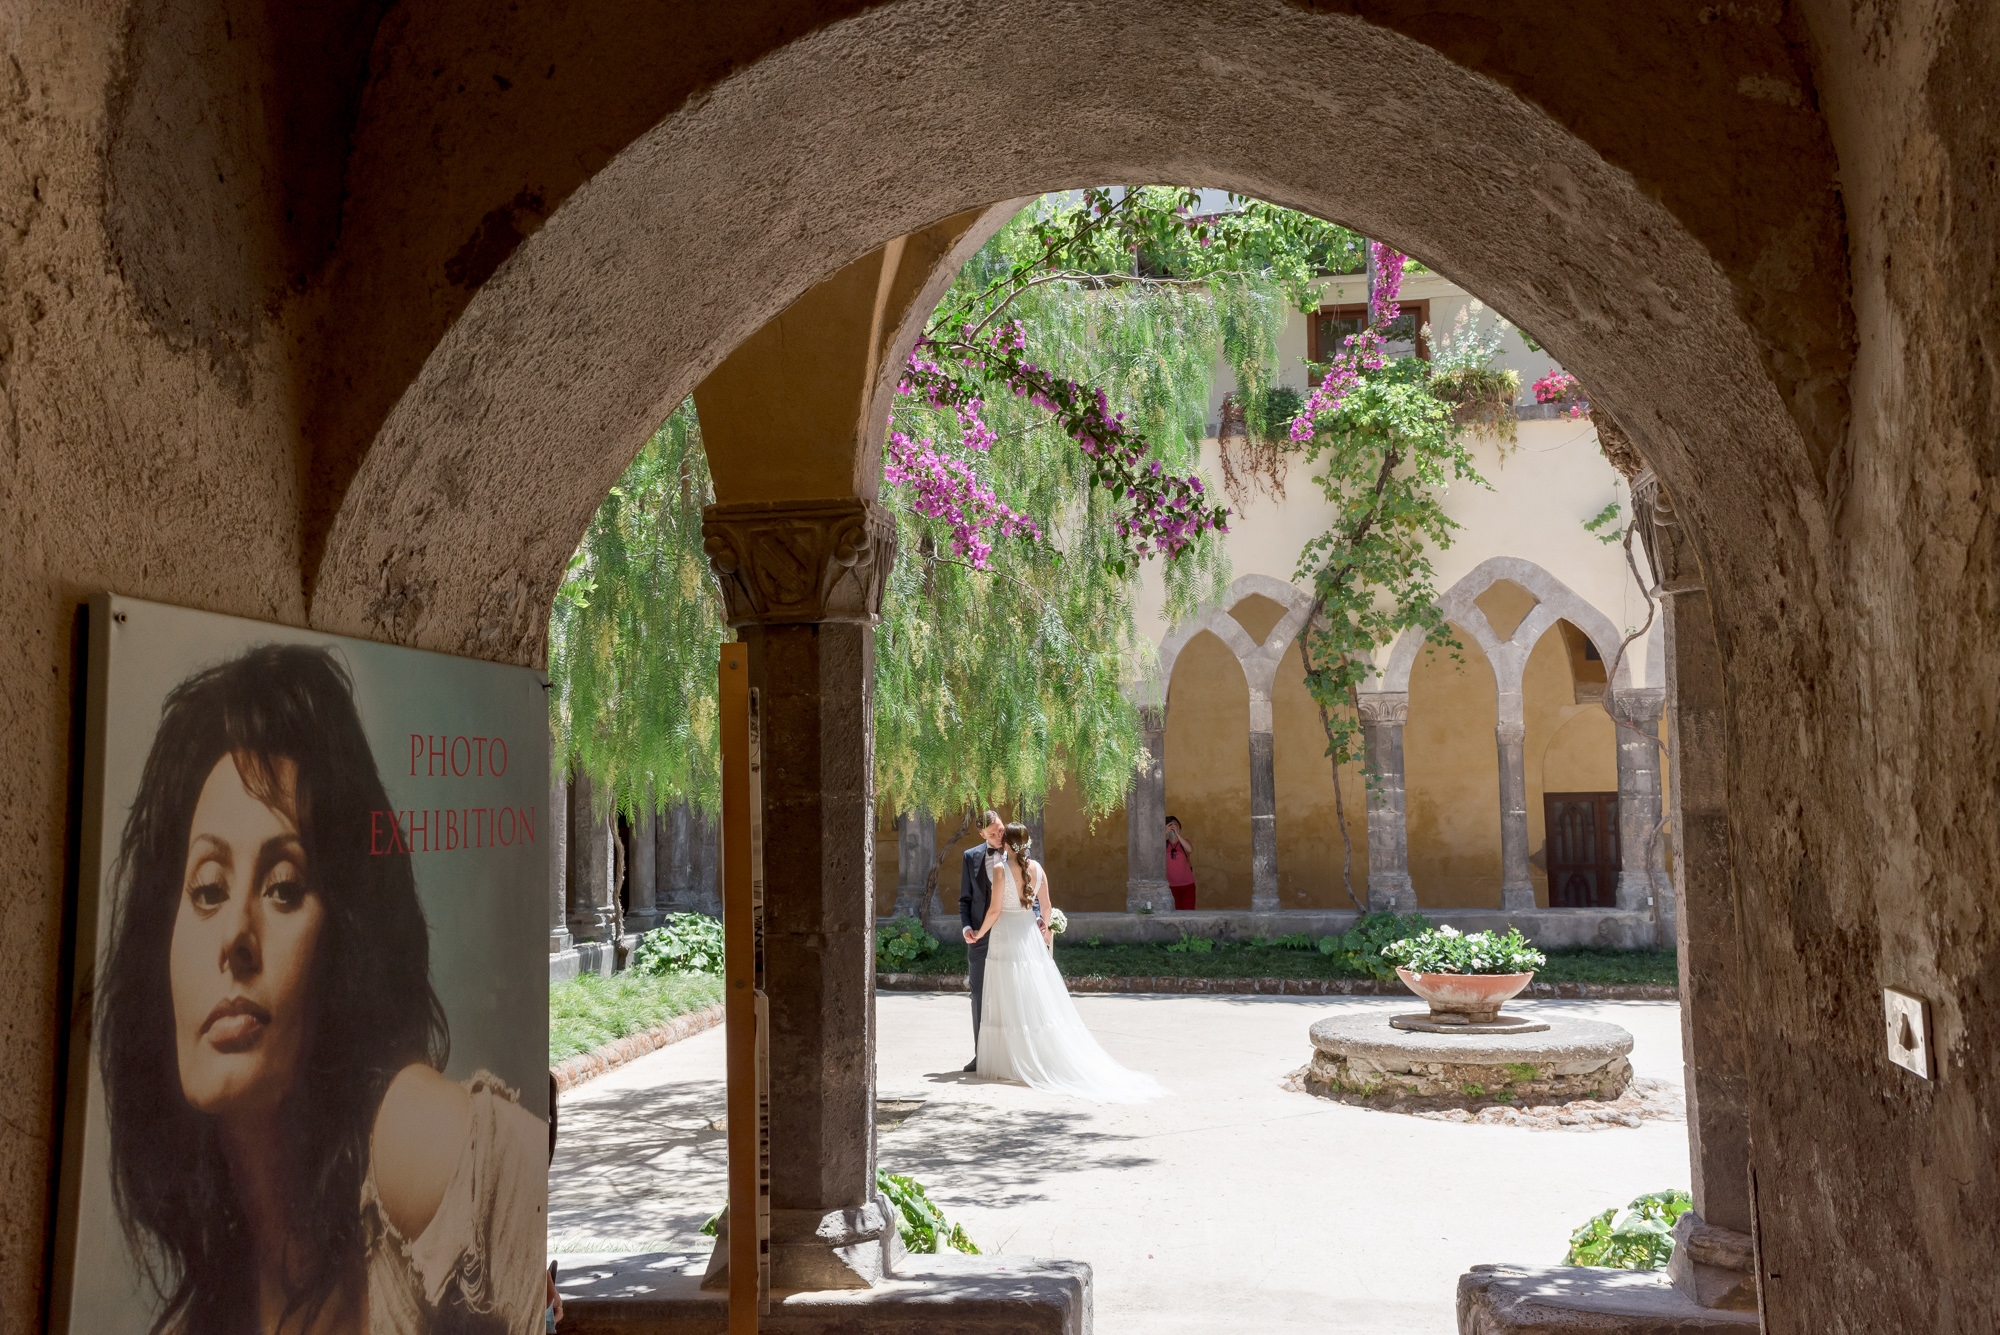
[551, 993, 1689, 1334]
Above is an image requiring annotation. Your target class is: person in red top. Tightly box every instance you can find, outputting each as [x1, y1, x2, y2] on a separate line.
[1165, 815, 1198, 910]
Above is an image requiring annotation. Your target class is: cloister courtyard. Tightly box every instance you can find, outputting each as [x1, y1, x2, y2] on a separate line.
[552, 994, 1688, 1333]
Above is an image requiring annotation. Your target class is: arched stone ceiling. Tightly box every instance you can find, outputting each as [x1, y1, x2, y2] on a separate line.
[266, 0, 1848, 667]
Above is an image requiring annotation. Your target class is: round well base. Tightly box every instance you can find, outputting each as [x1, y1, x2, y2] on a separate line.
[1306, 1010, 1633, 1110]
[1389, 1011, 1549, 1035]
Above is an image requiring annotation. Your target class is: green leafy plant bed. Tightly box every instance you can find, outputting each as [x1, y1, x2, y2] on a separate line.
[550, 972, 726, 1065]
[1566, 1190, 1692, 1269]
[881, 938, 1677, 986]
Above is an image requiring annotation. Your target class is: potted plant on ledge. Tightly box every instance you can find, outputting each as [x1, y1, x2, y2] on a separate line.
[1381, 925, 1547, 1024]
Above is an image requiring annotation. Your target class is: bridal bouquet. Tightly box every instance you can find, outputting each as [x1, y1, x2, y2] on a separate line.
[1047, 907, 1068, 936]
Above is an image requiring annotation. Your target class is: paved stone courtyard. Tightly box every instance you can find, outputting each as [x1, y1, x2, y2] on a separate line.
[551, 994, 1690, 1333]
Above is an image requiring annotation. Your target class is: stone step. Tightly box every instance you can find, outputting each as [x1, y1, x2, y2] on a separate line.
[1459, 1264, 1760, 1334]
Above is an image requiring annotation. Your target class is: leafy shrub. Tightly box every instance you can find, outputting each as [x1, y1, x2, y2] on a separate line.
[1165, 932, 1215, 955]
[1382, 924, 1546, 976]
[1316, 912, 1434, 980]
[1565, 1190, 1691, 1269]
[1271, 931, 1317, 951]
[877, 1169, 980, 1254]
[629, 913, 726, 977]
[876, 916, 941, 971]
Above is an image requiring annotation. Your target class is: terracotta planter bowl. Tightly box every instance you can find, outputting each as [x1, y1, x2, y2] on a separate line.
[1395, 968, 1536, 1024]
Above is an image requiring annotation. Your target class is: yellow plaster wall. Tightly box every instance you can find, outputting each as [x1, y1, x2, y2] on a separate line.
[1163, 631, 1252, 907]
[1404, 627, 1503, 906]
[1041, 776, 1129, 911]
[1271, 642, 1372, 907]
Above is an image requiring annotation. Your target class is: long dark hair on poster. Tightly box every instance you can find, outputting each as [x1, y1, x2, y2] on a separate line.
[96, 644, 448, 1334]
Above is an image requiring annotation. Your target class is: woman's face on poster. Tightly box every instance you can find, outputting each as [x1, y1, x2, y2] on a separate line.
[169, 753, 325, 1119]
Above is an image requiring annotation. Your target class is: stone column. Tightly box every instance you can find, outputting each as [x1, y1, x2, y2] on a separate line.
[658, 802, 722, 917]
[1662, 588, 1758, 1310]
[1125, 705, 1174, 912]
[1496, 719, 1534, 909]
[704, 497, 899, 1290]
[548, 760, 572, 954]
[893, 809, 935, 919]
[1358, 692, 1415, 911]
[1611, 686, 1670, 916]
[1248, 725, 1279, 911]
[565, 770, 617, 945]
[626, 802, 662, 936]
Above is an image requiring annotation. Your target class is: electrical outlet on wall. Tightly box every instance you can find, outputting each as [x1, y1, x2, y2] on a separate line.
[1883, 987, 1933, 1080]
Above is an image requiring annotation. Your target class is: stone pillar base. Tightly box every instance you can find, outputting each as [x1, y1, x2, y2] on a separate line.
[624, 910, 663, 937]
[1666, 1212, 1758, 1311]
[702, 1195, 902, 1292]
[1127, 879, 1176, 913]
[1616, 869, 1670, 914]
[1367, 873, 1415, 913]
[564, 1252, 1089, 1334]
[1458, 1263, 1759, 1333]
[1499, 885, 1537, 911]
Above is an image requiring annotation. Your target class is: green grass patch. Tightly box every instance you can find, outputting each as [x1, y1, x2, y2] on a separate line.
[885, 940, 1677, 986]
[550, 971, 726, 1064]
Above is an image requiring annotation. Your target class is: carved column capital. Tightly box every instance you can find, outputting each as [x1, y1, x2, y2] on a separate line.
[1357, 691, 1410, 726]
[1635, 469, 1704, 596]
[702, 499, 895, 626]
[1612, 685, 1668, 724]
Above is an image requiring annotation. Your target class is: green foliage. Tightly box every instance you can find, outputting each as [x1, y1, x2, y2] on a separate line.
[1293, 355, 1483, 780]
[876, 916, 942, 972]
[877, 1170, 980, 1254]
[1584, 501, 1624, 543]
[1381, 924, 1547, 975]
[1271, 932, 1318, 951]
[1565, 1190, 1693, 1269]
[629, 913, 726, 977]
[549, 971, 725, 1064]
[884, 939, 1677, 984]
[1316, 912, 1434, 980]
[1164, 932, 1216, 955]
[549, 401, 727, 819]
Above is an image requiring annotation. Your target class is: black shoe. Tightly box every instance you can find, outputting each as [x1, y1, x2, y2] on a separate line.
[962, 1058, 978, 1073]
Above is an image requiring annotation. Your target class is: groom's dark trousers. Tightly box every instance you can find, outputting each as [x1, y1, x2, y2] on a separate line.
[960, 842, 995, 1049]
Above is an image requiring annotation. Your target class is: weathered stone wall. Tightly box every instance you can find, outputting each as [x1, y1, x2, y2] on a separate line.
[2, 1, 1994, 1329]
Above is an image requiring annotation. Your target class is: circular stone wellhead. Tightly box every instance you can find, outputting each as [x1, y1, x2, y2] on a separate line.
[1304, 1011, 1634, 1108]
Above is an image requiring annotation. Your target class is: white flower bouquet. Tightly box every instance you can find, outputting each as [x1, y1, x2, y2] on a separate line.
[1047, 907, 1068, 936]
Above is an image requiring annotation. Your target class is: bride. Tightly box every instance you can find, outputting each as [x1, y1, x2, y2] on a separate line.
[969, 823, 1165, 1103]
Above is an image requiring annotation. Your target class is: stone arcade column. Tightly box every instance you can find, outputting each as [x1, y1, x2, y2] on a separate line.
[1496, 719, 1535, 909]
[703, 497, 900, 1290]
[566, 770, 618, 947]
[1248, 713, 1280, 912]
[1611, 686, 1671, 918]
[548, 763, 572, 955]
[1358, 692, 1416, 911]
[893, 809, 935, 919]
[1654, 487, 1758, 1311]
[1125, 705, 1174, 912]
[658, 802, 722, 916]
[626, 804, 662, 936]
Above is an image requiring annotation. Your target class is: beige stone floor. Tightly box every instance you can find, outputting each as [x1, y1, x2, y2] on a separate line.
[550, 994, 1690, 1333]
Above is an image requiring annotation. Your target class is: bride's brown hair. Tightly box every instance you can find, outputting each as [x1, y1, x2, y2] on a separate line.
[1002, 823, 1035, 888]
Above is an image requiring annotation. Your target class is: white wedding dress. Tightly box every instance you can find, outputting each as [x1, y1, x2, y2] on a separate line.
[975, 855, 1165, 1103]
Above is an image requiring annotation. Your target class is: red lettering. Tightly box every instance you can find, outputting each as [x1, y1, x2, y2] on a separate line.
[473, 737, 489, 776]
[498, 807, 515, 846]
[408, 808, 430, 853]
[428, 734, 446, 777]
[489, 737, 509, 776]
[371, 810, 388, 855]
[445, 809, 460, 850]
[409, 735, 424, 777]
[517, 805, 535, 844]
[450, 736, 470, 777]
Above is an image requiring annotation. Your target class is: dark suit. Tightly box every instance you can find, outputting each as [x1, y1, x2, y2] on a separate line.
[960, 841, 1000, 1047]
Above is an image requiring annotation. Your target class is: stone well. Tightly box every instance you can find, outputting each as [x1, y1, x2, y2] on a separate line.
[1306, 1011, 1634, 1108]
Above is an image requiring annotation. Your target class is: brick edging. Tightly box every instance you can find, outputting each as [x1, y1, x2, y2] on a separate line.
[875, 973, 1676, 1001]
[551, 1002, 727, 1092]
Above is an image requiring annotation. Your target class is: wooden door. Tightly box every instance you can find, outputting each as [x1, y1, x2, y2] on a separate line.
[1544, 792, 1619, 908]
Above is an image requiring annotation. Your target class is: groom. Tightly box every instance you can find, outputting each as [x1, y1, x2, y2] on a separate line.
[958, 809, 1006, 1071]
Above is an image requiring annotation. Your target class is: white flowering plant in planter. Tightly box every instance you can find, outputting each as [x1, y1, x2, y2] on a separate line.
[1380, 924, 1545, 975]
